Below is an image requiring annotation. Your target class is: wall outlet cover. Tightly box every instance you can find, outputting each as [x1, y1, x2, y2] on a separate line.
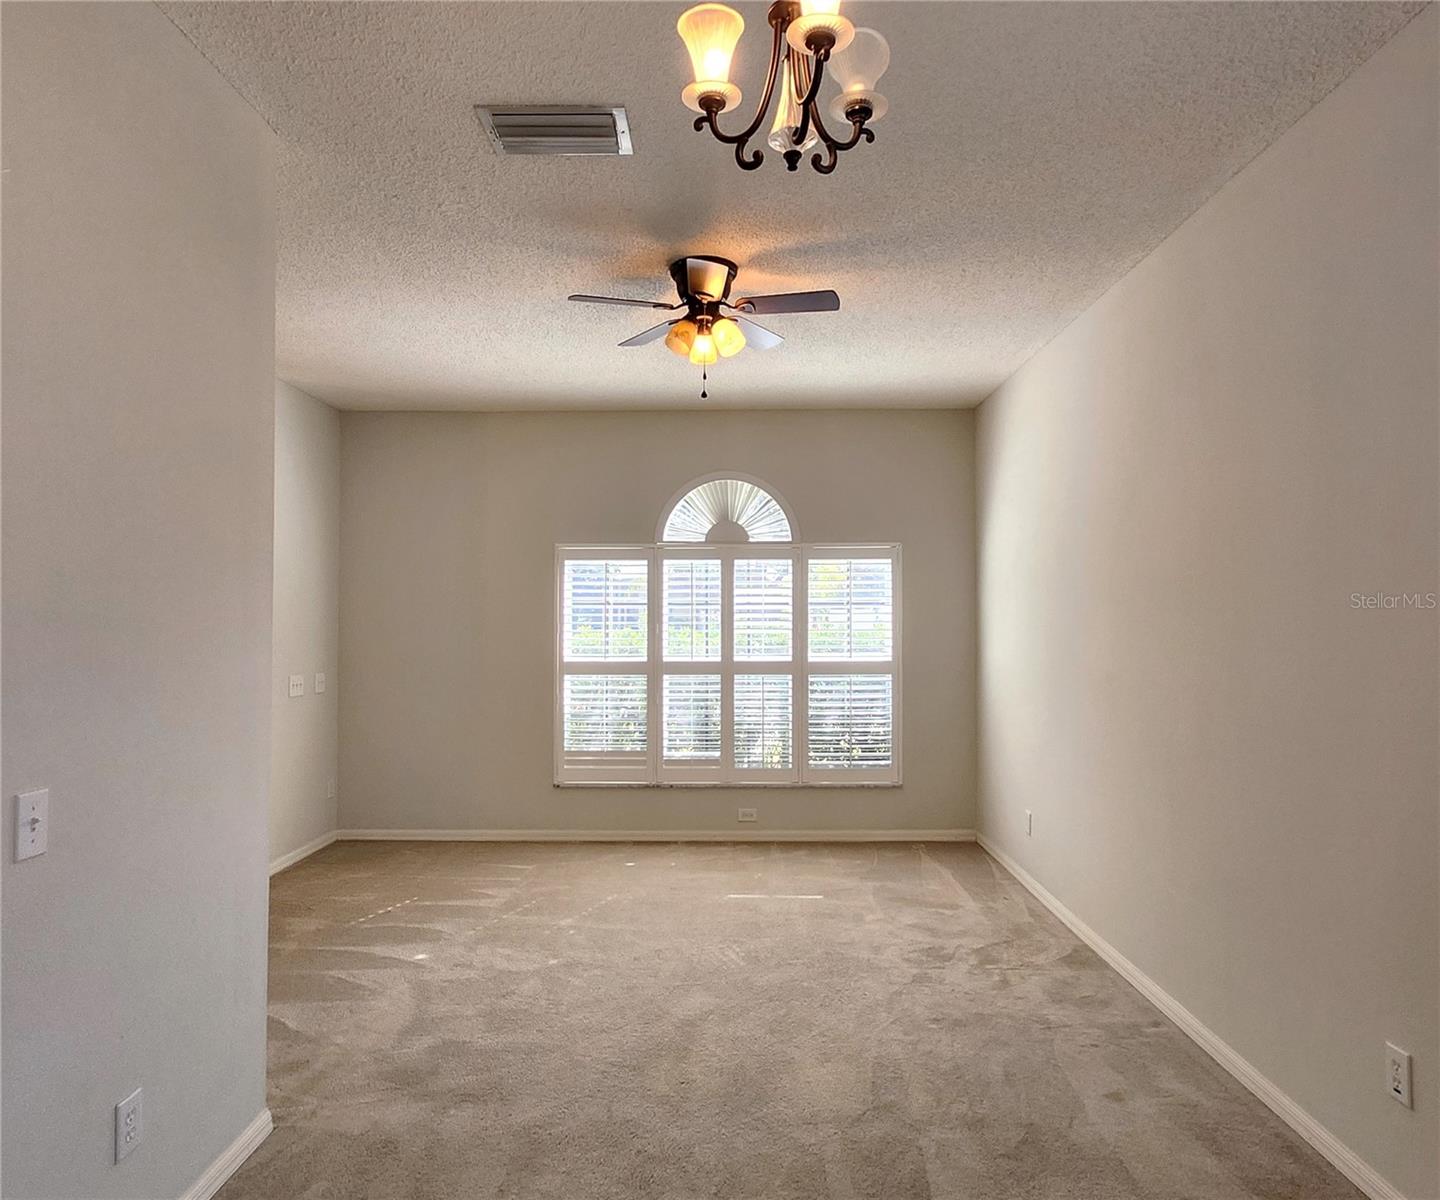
[737, 808, 758, 823]
[115, 1087, 142, 1162]
[1386, 1043, 1412, 1108]
[315, 672, 327, 694]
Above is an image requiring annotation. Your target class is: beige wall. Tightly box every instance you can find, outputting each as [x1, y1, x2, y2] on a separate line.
[1, 4, 276, 1196]
[339, 409, 976, 834]
[976, 11, 1438, 1198]
[272, 381, 341, 867]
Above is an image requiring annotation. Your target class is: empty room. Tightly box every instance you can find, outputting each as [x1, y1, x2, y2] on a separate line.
[2, 2, 1437, 1198]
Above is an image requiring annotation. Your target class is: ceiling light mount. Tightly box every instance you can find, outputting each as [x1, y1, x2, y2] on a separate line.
[677, 1, 888, 175]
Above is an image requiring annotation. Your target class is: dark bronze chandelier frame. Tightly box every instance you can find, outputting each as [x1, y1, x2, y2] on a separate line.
[692, 0, 876, 175]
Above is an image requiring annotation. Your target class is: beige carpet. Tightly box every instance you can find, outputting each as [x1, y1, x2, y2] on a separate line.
[220, 841, 1360, 1199]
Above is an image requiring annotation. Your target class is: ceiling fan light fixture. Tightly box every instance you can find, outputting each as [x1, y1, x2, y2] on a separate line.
[678, 3, 745, 112]
[665, 318, 699, 357]
[711, 317, 746, 358]
[688, 330, 718, 366]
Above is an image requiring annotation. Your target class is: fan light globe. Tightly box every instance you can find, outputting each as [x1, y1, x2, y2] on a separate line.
[665, 318, 699, 357]
[688, 330, 719, 366]
[767, 58, 820, 155]
[711, 317, 746, 358]
[786, 0, 854, 57]
[678, 4, 745, 112]
[827, 27, 890, 123]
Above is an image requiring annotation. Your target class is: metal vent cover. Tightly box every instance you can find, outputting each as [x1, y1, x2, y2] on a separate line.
[474, 105, 633, 156]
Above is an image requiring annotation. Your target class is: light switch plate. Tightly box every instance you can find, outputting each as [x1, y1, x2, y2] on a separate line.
[288, 674, 304, 698]
[315, 672, 327, 694]
[15, 788, 47, 860]
[115, 1087, 142, 1162]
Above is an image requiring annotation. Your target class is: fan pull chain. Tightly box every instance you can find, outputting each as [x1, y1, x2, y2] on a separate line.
[700, 363, 708, 400]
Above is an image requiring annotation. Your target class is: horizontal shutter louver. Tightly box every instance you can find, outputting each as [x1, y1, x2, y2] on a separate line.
[734, 558, 793, 661]
[808, 558, 893, 661]
[808, 674, 893, 768]
[734, 675, 793, 769]
[663, 675, 721, 760]
[563, 559, 648, 660]
[663, 559, 721, 661]
[562, 675, 647, 754]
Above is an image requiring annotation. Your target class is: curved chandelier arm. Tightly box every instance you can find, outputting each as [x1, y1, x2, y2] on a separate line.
[789, 45, 831, 150]
[691, 17, 787, 170]
[808, 104, 874, 175]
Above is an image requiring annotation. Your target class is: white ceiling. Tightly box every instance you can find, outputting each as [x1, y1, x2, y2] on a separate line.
[160, 1, 1421, 411]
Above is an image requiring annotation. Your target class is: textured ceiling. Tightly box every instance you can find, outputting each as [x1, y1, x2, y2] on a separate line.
[160, 1, 1422, 410]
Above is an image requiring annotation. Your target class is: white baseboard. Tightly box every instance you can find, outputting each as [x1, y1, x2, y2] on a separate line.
[975, 835, 1405, 1200]
[269, 830, 338, 875]
[179, 1108, 272, 1200]
[335, 828, 976, 844]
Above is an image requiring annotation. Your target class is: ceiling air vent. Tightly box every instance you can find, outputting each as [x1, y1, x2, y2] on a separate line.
[474, 105, 633, 157]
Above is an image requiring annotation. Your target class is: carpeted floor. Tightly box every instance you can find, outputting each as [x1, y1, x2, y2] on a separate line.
[219, 841, 1360, 1200]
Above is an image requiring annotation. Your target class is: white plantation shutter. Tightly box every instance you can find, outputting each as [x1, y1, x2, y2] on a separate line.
[661, 478, 792, 542]
[563, 559, 647, 660]
[663, 558, 721, 661]
[807, 674, 893, 768]
[663, 674, 722, 760]
[557, 540, 898, 785]
[734, 675, 793, 769]
[733, 558, 793, 661]
[563, 675, 648, 752]
[808, 558, 893, 661]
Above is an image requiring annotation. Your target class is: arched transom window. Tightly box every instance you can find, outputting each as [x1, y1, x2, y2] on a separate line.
[556, 475, 899, 788]
[660, 476, 794, 543]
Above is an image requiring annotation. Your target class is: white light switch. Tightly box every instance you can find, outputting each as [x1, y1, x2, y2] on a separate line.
[314, 672, 327, 694]
[288, 674, 305, 698]
[15, 788, 47, 860]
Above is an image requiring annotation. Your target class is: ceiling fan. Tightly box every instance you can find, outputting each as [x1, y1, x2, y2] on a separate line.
[568, 255, 840, 385]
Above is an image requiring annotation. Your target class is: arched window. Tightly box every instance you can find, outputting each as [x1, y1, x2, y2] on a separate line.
[659, 474, 795, 544]
[556, 475, 899, 788]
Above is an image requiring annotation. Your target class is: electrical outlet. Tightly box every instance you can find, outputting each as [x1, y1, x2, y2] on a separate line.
[315, 672, 327, 694]
[737, 807, 758, 823]
[115, 1087, 142, 1162]
[1386, 1043, 1412, 1108]
[288, 674, 304, 698]
[1025, 809, 1033, 836]
[15, 788, 48, 861]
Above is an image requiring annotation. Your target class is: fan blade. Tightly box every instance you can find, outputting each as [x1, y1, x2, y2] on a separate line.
[736, 315, 784, 350]
[618, 320, 678, 348]
[731, 289, 840, 315]
[569, 293, 680, 310]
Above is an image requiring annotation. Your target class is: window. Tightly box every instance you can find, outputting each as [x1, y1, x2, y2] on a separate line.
[556, 478, 900, 786]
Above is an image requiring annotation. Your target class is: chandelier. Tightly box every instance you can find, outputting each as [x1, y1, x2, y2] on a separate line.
[677, 2, 890, 174]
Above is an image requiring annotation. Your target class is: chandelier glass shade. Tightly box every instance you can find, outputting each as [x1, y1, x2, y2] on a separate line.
[677, 0, 889, 174]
